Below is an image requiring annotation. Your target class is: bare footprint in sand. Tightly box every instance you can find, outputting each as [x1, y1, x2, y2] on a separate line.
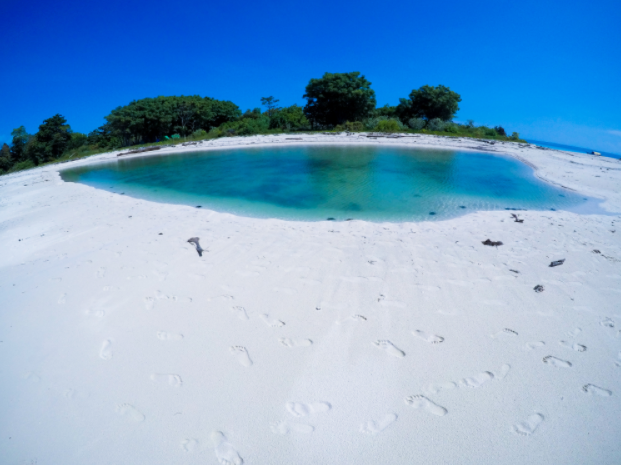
[459, 371, 494, 388]
[211, 431, 243, 465]
[231, 306, 249, 321]
[373, 340, 405, 358]
[58, 293, 67, 304]
[582, 384, 612, 397]
[99, 339, 113, 360]
[286, 401, 331, 417]
[260, 314, 285, 327]
[181, 438, 198, 452]
[336, 314, 367, 324]
[150, 373, 183, 387]
[360, 413, 398, 435]
[566, 328, 582, 338]
[559, 340, 587, 352]
[230, 346, 252, 367]
[97, 267, 106, 278]
[412, 329, 444, 344]
[491, 328, 518, 339]
[279, 338, 313, 348]
[144, 297, 155, 310]
[513, 413, 544, 436]
[525, 341, 545, 351]
[270, 421, 314, 435]
[156, 331, 184, 341]
[495, 364, 511, 380]
[404, 395, 447, 416]
[543, 356, 572, 368]
[116, 403, 145, 422]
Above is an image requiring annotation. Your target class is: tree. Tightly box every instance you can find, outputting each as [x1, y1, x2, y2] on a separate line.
[269, 105, 309, 131]
[26, 114, 72, 164]
[303, 72, 376, 127]
[396, 85, 461, 122]
[10, 126, 30, 162]
[0, 143, 11, 172]
[260, 96, 280, 118]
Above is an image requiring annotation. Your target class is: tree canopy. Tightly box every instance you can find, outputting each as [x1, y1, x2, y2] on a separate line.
[396, 85, 461, 122]
[25, 114, 72, 165]
[303, 72, 376, 127]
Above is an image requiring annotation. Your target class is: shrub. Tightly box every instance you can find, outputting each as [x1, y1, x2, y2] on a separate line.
[444, 123, 459, 133]
[8, 159, 36, 173]
[408, 117, 425, 130]
[192, 129, 207, 138]
[482, 127, 497, 137]
[344, 121, 364, 131]
[494, 126, 506, 136]
[375, 119, 401, 132]
[510, 132, 520, 140]
[427, 118, 446, 131]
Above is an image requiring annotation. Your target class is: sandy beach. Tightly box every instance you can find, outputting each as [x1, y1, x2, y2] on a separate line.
[1, 133, 620, 465]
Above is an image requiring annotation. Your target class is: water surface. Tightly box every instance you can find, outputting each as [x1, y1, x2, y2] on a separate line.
[61, 145, 598, 221]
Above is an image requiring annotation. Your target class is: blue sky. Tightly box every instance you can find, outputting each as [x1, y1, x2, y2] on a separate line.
[1, 0, 620, 154]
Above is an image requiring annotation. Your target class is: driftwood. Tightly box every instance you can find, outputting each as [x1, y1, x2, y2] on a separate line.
[117, 146, 161, 157]
[511, 213, 524, 223]
[286, 138, 302, 140]
[549, 259, 565, 267]
[482, 239, 503, 246]
[534, 284, 544, 293]
[187, 237, 204, 257]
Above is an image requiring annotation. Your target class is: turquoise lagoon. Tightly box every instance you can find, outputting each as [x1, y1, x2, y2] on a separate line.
[60, 145, 600, 222]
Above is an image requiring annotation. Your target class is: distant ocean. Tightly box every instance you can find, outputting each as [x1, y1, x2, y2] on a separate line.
[526, 139, 620, 160]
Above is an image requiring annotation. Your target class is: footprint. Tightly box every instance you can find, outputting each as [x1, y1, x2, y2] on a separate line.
[260, 314, 285, 327]
[150, 373, 183, 387]
[270, 421, 314, 435]
[99, 339, 113, 360]
[459, 371, 494, 388]
[582, 384, 612, 397]
[211, 431, 243, 465]
[286, 401, 331, 417]
[360, 413, 398, 435]
[566, 328, 582, 338]
[412, 329, 444, 344]
[525, 341, 545, 351]
[156, 331, 184, 341]
[181, 438, 198, 452]
[373, 340, 405, 358]
[425, 382, 457, 395]
[231, 306, 249, 321]
[144, 297, 155, 310]
[116, 403, 145, 422]
[85, 307, 105, 318]
[600, 317, 615, 328]
[336, 314, 367, 324]
[559, 341, 587, 352]
[230, 346, 252, 367]
[495, 364, 511, 380]
[279, 338, 313, 348]
[543, 356, 572, 368]
[97, 267, 106, 278]
[491, 328, 518, 339]
[513, 413, 544, 436]
[404, 395, 447, 416]
[58, 293, 67, 304]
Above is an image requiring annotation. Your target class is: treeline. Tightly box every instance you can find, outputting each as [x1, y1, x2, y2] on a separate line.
[0, 71, 521, 175]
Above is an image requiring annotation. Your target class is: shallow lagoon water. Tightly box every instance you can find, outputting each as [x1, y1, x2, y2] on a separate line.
[61, 145, 598, 221]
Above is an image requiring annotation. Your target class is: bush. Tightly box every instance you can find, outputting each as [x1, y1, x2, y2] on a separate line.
[408, 117, 425, 130]
[494, 126, 506, 136]
[344, 121, 364, 131]
[8, 159, 36, 173]
[192, 129, 207, 138]
[427, 118, 446, 131]
[375, 119, 401, 133]
[510, 132, 520, 140]
[444, 123, 459, 133]
[482, 127, 497, 137]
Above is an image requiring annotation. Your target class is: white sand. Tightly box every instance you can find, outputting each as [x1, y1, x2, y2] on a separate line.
[1, 133, 620, 464]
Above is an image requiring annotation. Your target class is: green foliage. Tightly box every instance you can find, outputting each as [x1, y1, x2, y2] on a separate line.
[171, 134, 181, 139]
[103, 95, 241, 146]
[444, 122, 459, 133]
[408, 117, 425, 130]
[494, 126, 506, 136]
[192, 129, 207, 138]
[482, 126, 498, 137]
[25, 114, 72, 165]
[8, 159, 36, 173]
[260, 96, 280, 118]
[510, 132, 520, 140]
[375, 119, 402, 132]
[269, 105, 310, 131]
[0, 143, 11, 173]
[396, 85, 461, 122]
[373, 104, 397, 118]
[344, 121, 364, 131]
[68, 132, 88, 150]
[303, 72, 376, 127]
[427, 118, 447, 131]
[10, 126, 30, 162]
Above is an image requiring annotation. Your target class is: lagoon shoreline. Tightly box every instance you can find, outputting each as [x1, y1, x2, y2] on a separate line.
[1, 134, 620, 465]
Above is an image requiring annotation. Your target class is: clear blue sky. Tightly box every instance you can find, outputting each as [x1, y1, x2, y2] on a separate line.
[1, 0, 620, 154]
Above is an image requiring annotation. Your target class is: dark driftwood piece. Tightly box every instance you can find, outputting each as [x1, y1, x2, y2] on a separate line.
[117, 146, 161, 157]
[482, 239, 503, 246]
[549, 259, 565, 267]
[534, 284, 544, 293]
[511, 213, 524, 223]
[187, 237, 204, 257]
